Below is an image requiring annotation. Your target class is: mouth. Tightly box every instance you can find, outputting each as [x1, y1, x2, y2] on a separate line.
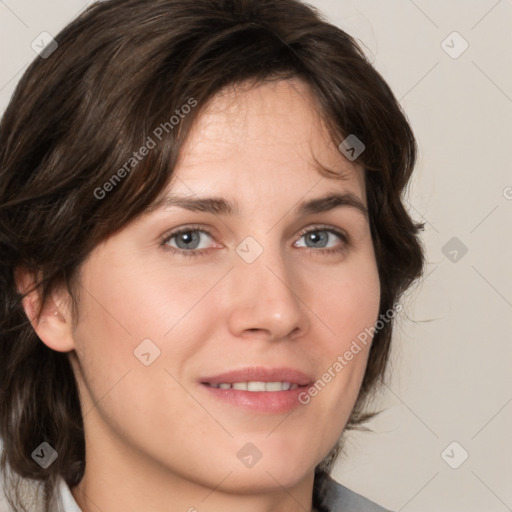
[203, 381, 300, 391]
[199, 367, 313, 414]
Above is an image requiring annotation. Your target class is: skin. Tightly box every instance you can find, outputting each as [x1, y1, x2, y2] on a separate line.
[19, 79, 380, 512]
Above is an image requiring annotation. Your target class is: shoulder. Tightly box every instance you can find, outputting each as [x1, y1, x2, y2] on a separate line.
[319, 474, 394, 512]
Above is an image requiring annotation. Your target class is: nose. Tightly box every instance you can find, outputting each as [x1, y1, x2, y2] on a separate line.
[225, 242, 309, 342]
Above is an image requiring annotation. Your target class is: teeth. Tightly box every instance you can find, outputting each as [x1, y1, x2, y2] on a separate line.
[265, 381, 284, 391]
[208, 381, 297, 391]
[247, 381, 266, 392]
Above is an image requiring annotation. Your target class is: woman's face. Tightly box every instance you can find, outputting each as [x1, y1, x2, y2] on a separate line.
[65, 79, 380, 498]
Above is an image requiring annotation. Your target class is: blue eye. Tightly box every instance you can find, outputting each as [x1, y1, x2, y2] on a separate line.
[295, 227, 348, 253]
[164, 228, 213, 252]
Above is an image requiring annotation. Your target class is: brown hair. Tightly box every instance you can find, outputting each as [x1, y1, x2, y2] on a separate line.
[0, 0, 424, 510]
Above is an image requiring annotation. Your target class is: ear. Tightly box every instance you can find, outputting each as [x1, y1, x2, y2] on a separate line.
[14, 267, 76, 353]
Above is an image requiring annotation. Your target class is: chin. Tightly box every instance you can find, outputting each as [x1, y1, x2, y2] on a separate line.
[218, 449, 318, 494]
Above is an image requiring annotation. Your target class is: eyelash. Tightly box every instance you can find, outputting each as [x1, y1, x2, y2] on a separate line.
[160, 224, 350, 258]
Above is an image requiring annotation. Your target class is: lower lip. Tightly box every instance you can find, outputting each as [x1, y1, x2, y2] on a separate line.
[200, 384, 309, 414]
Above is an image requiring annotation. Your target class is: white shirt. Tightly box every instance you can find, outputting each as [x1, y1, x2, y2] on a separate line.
[54, 478, 81, 512]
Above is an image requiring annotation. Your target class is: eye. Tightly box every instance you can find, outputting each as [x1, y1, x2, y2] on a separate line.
[161, 226, 216, 256]
[294, 226, 349, 254]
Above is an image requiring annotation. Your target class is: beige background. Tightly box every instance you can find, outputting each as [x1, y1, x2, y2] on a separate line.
[1, 1, 511, 511]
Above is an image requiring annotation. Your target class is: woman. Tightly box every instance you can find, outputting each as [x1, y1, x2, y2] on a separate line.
[0, 0, 424, 511]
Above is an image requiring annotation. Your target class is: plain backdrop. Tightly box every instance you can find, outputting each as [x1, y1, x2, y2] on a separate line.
[1, 1, 511, 511]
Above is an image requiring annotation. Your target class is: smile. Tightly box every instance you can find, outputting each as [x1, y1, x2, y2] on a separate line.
[199, 367, 313, 413]
[204, 381, 300, 391]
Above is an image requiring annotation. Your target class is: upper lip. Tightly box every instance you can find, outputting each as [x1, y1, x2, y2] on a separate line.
[200, 366, 314, 386]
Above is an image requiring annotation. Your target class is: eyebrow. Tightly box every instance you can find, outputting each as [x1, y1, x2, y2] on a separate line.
[146, 192, 368, 219]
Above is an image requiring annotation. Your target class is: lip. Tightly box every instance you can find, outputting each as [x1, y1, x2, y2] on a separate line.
[199, 366, 314, 414]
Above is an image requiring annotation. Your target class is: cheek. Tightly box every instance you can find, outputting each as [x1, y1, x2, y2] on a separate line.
[69, 266, 200, 446]
[69, 264, 166, 408]
[74, 259, 210, 348]
[313, 252, 381, 348]
[297, 252, 380, 430]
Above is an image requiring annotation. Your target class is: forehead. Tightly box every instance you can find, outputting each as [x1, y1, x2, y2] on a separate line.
[169, 78, 366, 202]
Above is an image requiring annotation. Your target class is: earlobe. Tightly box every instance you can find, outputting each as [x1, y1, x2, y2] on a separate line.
[14, 266, 76, 353]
